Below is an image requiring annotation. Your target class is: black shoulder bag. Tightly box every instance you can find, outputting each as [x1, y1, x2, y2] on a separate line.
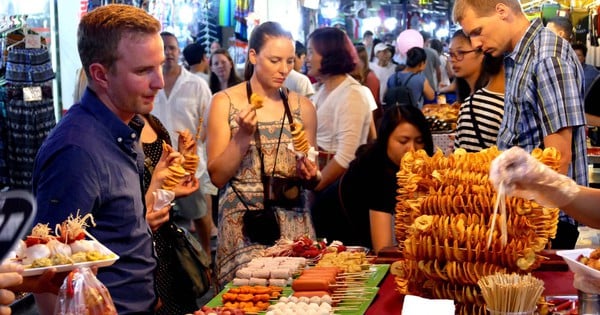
[231, 82, 302, 245]
[165, 221, 212, 298]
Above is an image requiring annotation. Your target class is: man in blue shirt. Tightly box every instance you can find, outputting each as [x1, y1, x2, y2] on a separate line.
[30, 4, 165, 314]
[453, 0, 587, 249]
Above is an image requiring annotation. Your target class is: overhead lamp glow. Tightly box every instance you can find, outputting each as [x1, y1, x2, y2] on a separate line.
[435, 28, 449, 39]
[363, 16, 381, 32]
[179, 4, 194, 25]
[422, 21, 437, 33]
[383, 17, 397, 31]
[321, 4, 339, 19]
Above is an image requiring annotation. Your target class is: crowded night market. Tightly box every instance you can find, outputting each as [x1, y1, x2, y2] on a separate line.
[2, 0, 600, 314]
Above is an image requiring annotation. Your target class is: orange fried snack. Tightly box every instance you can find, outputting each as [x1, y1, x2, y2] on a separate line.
[290, 122, 310, 154]
[250, 93, 264, 110]
[182, 153, 199, 174]
[160, 141, 187, 191]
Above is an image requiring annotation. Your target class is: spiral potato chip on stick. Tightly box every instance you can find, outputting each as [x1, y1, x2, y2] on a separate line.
[177, 130, 199, 174]
[290, 122, 310, 154]
[160, 141, 187, 191]
[250, 93, 264, 110]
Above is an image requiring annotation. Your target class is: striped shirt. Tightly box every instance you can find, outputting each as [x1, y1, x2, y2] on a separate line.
[499, 18, 588, 225]
[454, 88, 504, 152]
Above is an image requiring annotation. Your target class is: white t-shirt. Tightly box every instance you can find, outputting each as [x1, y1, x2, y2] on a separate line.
[313, 75, 372, 168]
[152, 67, 217, 194]
[369, 62, 396, 104]
[284, 69, 315, 97]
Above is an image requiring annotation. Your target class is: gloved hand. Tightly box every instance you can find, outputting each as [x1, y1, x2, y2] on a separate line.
[489, 146, 580, 208]
[574, 272, 600, 294]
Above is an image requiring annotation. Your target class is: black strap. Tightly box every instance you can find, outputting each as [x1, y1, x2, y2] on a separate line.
[396, 72, 416, 87]
[279, 88, 294, 127]
[467, 94, 487, 149]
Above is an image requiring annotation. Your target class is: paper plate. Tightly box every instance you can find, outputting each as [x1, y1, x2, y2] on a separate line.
[556, 248, 600, 280]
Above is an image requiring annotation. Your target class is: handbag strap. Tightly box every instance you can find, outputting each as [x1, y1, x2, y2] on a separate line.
[466, 93, 487, 149]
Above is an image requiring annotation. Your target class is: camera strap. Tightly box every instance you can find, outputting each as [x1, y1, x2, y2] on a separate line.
[245, 81, 286, 178]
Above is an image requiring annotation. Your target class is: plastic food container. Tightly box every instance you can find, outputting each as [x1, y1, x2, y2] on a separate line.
[556, 248, 600, 281]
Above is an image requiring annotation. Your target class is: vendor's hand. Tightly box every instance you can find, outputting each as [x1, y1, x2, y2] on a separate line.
[235, 106, 258, 138]
[173, 176, 200, 198]
[296, 156, 319, 181]
[489, 146, 579, 208]
[574, 273, 600, 294]
[146, 202, 171, 232]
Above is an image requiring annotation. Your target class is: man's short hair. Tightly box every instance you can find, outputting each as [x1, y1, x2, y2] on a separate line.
[183, 42, 206, 66]
[572, 43, 588, 57]
[453, 0, 523, 23]
[547, 16, 573, 41]
[78, 4, 161, 78]
[363, 30, 374, 38]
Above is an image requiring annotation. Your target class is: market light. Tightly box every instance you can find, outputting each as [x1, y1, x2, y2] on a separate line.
[178, 4, 194, 25]
[422, 21, 437, 33]
[321, 4, 338, 19]
[383, 17, 397, 31]
[435, 28, 449, 39]
[363, 16, 381, 32]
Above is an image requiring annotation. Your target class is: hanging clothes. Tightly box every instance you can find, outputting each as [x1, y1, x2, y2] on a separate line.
[4, 47, 56, 189]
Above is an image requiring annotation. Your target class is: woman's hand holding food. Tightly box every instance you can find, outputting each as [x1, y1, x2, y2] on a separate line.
[235, 106, 258, 139]
[489, 146, 579, 208]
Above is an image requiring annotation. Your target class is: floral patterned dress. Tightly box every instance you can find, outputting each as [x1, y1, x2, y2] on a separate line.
[215, 94, 315, 287]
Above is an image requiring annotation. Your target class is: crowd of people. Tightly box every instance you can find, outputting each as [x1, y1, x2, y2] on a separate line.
[1, 0, 600, 313]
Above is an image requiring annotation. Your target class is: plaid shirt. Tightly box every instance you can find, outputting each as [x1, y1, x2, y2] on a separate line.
[499, 18, 588, 225]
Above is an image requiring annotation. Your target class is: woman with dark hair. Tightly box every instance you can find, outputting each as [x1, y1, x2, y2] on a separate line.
[209, 48, 242, 93]
[306, 27, 372, 191]
[453, 53, 505, 152]
[447, 30, 486, 103]
[386, 47, 435, 108]
[311, 105, 434, 253]
[207, 21, 318, 287]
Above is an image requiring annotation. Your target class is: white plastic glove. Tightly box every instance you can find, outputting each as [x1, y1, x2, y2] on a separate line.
[489, 146, 580, 208]
[574, 273, 600, 294]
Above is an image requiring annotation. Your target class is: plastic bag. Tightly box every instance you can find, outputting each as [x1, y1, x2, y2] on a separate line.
[54, 267, 117, 315]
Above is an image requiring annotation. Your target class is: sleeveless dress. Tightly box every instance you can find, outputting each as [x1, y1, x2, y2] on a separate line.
[215, 93, 316, 287]
[142, 114, 199, 315]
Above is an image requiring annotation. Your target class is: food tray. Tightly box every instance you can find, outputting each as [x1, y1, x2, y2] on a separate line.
[22, 240, 119, 277]
[364, 264, 390, 287]
[556, 248, 600, 280]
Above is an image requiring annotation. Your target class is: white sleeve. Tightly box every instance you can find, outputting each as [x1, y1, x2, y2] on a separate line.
[332, 86, 372, 168]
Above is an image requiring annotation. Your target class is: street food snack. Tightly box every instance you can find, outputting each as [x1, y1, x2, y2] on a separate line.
[161, 141, 187, 191]
[177, 129, 200, 174]
[290, 122, 310, 154]
[394, 146, 560, 312]
[250, 93, 264, 110]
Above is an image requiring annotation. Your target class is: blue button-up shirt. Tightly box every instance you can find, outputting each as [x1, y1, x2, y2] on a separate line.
[32, 89, 157, 314]
[500, 18, 588, 225]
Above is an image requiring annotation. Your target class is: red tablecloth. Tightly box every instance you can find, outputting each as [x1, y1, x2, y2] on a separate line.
[365, 270, 577, 314]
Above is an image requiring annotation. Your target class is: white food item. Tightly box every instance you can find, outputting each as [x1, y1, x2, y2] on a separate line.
[249, 277, 268, 286]
[23, 244, 51, 265]
[251, 269, 270, 278]
[289, 296, 299, 303]
[309, 296, 321, 304]
[309, 302, 321, 310]
[298, 297, 310, 304]
[321, 295, 332, 305]
[70, 240, 95, 254]
[232, 278, 249, 286]
[271, 268, 291, 279]
[14, 240, 26, 258]
[278, 296, 289, 303]
[91, 241, 112, 255]
[316, 309, 330, 315]
[297, 301, 309, 309]
[46, 239, 72, 257]
[269, 278, 287, 287]
[319, 302, 332, 311]
[235, 268, 253, 279]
